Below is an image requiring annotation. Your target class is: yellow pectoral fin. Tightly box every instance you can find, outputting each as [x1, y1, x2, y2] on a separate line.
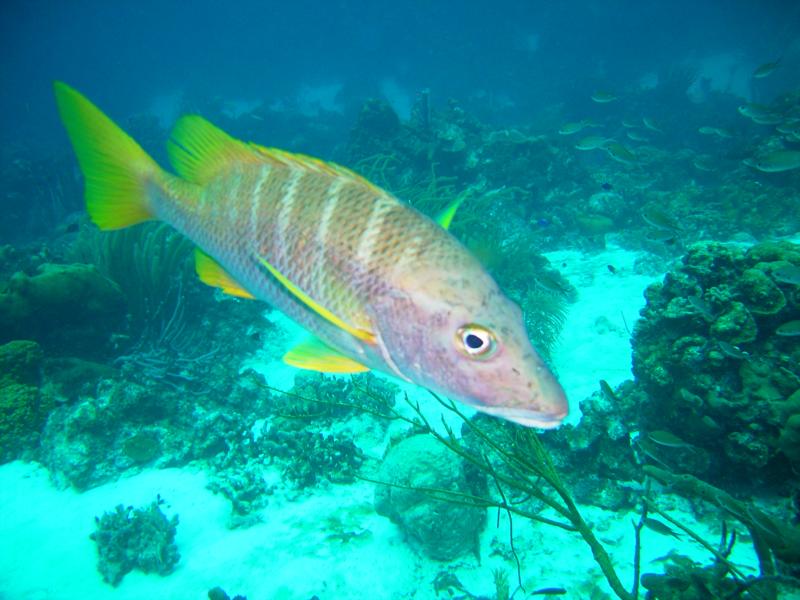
[435, 189, 470, 230]
[284, 336, 369, 374]
[255, 254, 376, 344]
[195, 249, 255, 299]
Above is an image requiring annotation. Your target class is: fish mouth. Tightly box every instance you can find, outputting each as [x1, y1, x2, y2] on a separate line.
[476, 405, 568, 429]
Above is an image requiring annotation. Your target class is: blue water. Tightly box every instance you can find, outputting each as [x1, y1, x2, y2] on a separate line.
[2, 1, 800, 599]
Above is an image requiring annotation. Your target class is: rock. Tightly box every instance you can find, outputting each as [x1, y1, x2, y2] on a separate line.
[374, 434, 486, 561]
[0, 263, 125, 357]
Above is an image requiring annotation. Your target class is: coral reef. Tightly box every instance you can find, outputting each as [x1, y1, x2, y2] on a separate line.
[0, 339, 51, 463]
[631, 240, 800, 487]
[374, 434, 487, 561]
[90, 496, 179, 586]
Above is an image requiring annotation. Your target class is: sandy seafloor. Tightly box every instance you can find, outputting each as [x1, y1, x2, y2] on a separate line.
[0, 244, 764, 599]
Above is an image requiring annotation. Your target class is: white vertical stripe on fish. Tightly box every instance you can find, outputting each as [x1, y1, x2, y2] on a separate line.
[356, 196, 391, 266]
[316, 178, 344, 248]
[275, 167, 304, 259]
[249, 165, 271, 241]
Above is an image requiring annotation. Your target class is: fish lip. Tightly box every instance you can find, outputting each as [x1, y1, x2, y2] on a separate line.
[476, 405, 568, 429]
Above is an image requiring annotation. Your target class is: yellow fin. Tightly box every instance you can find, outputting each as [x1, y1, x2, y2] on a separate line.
[284, 336, 369, 374]
[53, 81, 163, 230]
[435, 190, 469, 230]
[167, 115, 260, 184]
[255, 254, 376, 344]
[194, 249, 254, 299]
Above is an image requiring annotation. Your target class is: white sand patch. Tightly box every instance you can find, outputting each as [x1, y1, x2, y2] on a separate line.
[545, 245, 660, 422]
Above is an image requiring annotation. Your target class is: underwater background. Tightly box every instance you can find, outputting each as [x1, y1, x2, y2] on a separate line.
[2, 1, 800, 598]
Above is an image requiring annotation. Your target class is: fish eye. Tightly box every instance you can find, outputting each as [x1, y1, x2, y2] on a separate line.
[456, 324, 496, 358]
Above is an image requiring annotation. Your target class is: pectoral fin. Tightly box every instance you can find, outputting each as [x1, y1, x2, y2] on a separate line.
[255, 253, 376, 344]
[435, 190, 469, 230]
[284, 336, 369, 373]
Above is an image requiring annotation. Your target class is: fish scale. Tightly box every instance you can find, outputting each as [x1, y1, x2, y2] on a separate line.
[54, 81, 569, 429]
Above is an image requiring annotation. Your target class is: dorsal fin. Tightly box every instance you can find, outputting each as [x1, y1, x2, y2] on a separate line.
[167, 116, 261, 184]
[194, 248, 254, 299]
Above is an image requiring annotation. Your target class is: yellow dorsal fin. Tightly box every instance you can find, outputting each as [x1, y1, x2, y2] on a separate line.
[167, 116, 261, 184]
[195, 248, 254, 299]
[250, 144, 383, 195]
[255, 253, 376, 344]
[435, 189, 470, 230]
[284, 336, 369, 374]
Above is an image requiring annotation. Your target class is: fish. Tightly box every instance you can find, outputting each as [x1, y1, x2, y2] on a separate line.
[753, 59, 781, 79]
[776, 119, 800, 135]
[645, 229, 677, 244]
[687, 295, 714, 321]
[641, 206, 680, 231]
[737, 103, 774, 119]
[773, 264, 800, 285]
[621, 118, 638, 128]
[692, 156, 715, 172]
[750, 150, 800, 173]
[529, 588, 567, 596]
[599, 379, 618, 402]
[54, 82, 568, 429]
[591, 91, 617, 103]
[698, 126, 732, 138]
[605, 142, 638, 166]
[643, 517, 682, 539]
[776, 321, 800, 337]
[558, 121, 589, 135]
[647, 430, 693, 449]
[642, 117, 663, 133]
[575, 136, 612, 151]
[626, 130, 649, 142]
[717, 341, 749, 361]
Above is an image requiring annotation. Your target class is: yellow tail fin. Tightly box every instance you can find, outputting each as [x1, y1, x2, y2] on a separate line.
[53, 81, 163, 230]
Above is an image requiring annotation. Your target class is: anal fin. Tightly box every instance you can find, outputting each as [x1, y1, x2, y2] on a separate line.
[284, 336, 369, 374]
[195, 249, 254, 299]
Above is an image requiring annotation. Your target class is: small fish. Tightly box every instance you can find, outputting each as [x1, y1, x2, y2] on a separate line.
[599, 379, 618, 402]
[687, 295, 714, 320]
[530, 588, 567, 596]
[605, 142, 638, 166]
[717, 341, 749, 361]
[751, 150, 800, 173]
[692, 156, 715, 172]
[621, 118, 638, 128]
[641, 206, 680, 231]
[642, 117, 663, 133]
[54, 82, 568, 429]
[607, 264, 617, 274]
[558, 121, 588, 135]
[591, 91, 617, 103]
[776, 320, 800, 337]
[750, 113, 784, 125]
[600, 182, 613, 191]
[643, 517, 682, 539]
[647, 430, 693, 449]
[626, 130, 649, 142]
[645, 229, 677, 244]
[698, 126, 732, 138]
[575, 136, 612, 151]
[773, 264, 800, 285]
[753, 59, 781, 79]
[776, 120, 800, 134]
[737, 102, 773, 119]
